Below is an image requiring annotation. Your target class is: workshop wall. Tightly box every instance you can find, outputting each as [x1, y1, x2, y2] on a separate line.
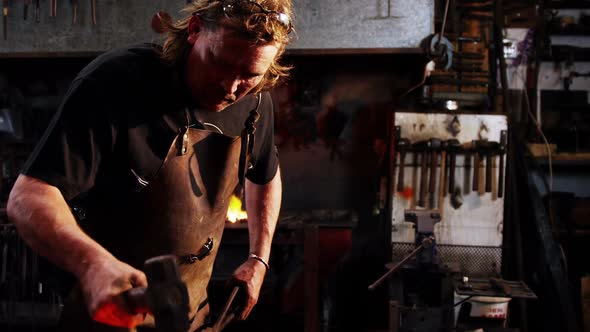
[0, 0, 433, 55]
[275, 53, 425, 212]
[0, 0, 176, 55]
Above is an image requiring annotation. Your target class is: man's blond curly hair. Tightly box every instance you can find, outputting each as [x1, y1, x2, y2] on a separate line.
[160, 0, 294, 92]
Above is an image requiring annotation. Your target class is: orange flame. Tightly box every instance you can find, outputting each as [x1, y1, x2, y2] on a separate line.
[226, 194, 248, 223]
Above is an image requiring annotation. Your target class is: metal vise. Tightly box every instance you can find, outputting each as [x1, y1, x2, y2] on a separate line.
[404, 209, 441, 267]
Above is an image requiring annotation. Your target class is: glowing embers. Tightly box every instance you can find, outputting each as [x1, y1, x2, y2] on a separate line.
[226, 194, 247, 223]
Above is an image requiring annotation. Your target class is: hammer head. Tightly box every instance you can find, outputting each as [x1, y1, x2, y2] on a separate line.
[446, 139, 461, 149]
[144, 255, 190, 332]
[474, 140, 499, 151]
[397, 138, 410, 148]
[429, 138, 442, 150]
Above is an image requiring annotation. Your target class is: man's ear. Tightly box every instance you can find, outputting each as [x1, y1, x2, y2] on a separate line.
[187, 14, 203, 44]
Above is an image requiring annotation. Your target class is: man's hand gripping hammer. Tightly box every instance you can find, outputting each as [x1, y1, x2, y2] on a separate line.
[123, 255, 190, 332]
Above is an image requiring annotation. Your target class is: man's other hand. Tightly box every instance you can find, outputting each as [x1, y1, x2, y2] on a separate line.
[230, 257, 267, 320]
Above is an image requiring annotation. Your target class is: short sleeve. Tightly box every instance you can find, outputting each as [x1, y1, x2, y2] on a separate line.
[21, 78, 117, 201]
[245, 92, 279, 185]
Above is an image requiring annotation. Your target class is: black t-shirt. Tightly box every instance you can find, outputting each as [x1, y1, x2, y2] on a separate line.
[22, 43, 279, 205]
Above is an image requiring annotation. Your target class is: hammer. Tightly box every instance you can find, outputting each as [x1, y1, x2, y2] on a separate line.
[472, 140, 481, 193]
[446, 139, 461, 195]
[428, 138, 442, 208]
[473, 140, 499, 194]
[396, 138, 411, 192]
[123, 255, 190, 332]
[412, 140, 430, 207]
[498, 131, 507, 198]
[483, 141, 500, 194]
[437, 140, 448, 211]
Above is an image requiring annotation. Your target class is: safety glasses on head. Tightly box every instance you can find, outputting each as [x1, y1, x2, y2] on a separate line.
[221, 0, 293, 33]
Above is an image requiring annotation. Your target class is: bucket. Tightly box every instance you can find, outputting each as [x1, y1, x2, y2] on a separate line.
[454, 292, 511, 324]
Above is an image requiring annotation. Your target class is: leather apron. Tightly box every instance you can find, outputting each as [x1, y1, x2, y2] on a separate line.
[57, 112, 247, 332]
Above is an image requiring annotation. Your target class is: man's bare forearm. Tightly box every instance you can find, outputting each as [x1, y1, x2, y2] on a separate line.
[244, 166, 282, 262]
[7, 174, 115, 280]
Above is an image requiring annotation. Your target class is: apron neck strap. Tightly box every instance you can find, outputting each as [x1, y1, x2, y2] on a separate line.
[239, 92, 262, 185]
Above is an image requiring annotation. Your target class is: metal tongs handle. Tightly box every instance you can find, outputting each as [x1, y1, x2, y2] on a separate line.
[212, 286, 239, 332]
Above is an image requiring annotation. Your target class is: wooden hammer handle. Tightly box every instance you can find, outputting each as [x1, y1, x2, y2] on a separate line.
[396, 151, 406, 192]
[472, 152, 480, 192]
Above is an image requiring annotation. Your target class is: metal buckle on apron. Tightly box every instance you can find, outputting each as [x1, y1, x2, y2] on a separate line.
[178, 110, 191, 156]
[180, 237, 214, 264]
[178, 126, 190, 156]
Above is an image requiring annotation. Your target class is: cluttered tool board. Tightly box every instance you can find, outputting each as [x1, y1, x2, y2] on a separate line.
[391, 112, 507, 276]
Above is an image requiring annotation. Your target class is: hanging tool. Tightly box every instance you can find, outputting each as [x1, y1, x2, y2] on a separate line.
[71, 0, 78, 24]
[49, 0, 56, 18]
[428, 138, 442, 208]
[396, 137, 411, 192]
[482, 141, 499, 193]
[90, 0, 96, 25]
[470, 140, 499, 194]
[437, 140, 448, 212]
[420, 147, 429, 207]
[498, 130, 507, 198]
[2, 0, 8, 40]
[413, 140, 430, 207]
[35, 0, 39, 22]
[447, 139, 461, 195]
[472, 140, 481, 192]
[24, 0, 31, 20]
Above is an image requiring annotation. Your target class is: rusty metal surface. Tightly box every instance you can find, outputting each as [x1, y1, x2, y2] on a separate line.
[0, 0, 433, 55]
[0, 0, 177, 56]
[290, 0, 433, 50]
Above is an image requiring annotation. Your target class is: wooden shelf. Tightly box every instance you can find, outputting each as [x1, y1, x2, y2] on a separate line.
[545, 0, 590, 9]
[554, 229, 590, 237]
[533, 152, 590, 166]
[552, 152, 590, 161]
